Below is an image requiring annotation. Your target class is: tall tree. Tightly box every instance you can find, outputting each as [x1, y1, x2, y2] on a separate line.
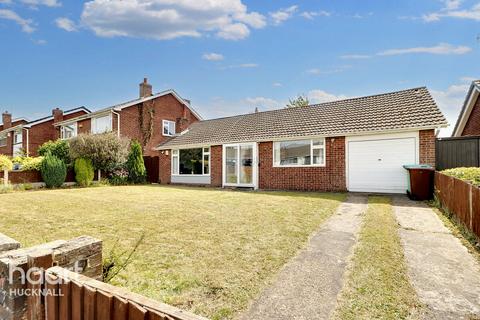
[286, 95, 310, 108]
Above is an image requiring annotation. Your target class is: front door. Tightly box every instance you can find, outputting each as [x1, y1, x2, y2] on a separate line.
[223, 143, 257, 188]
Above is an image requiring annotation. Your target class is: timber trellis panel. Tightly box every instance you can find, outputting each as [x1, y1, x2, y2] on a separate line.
[435, 172, 480, 238]
[37, 267, 208, 320]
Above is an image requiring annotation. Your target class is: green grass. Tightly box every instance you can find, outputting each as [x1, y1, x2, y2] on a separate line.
[0, 185, 344, 319]
[334, 196, 421, 320]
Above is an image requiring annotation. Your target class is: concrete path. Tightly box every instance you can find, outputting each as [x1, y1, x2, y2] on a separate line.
[240, 194, 367, 320]
[392, 196, 480, 319]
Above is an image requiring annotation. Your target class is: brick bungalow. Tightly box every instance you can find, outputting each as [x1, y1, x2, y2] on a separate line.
[52, 78, 202, 156]
[452, 80, 480, 137]
[0, 107, 90, 156]
[155, 87, 448, 194]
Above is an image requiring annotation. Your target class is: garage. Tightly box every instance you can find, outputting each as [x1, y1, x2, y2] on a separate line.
[347, 132, 419, 194]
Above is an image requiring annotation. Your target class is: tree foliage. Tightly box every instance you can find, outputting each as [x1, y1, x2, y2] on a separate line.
[40, 153, 67, 188]
[0, 155, 13, 172]
[126, 141, 146, 184]
[286, 95, 310, 108]
[69, 133, 129, 172]
[38, 139, 71, 166]
[74, 157, 95, 187]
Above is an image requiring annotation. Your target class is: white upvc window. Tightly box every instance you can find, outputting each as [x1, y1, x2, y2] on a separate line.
[163, 120, 176, 137]
[13, 130, 23, 156]
[172, 147, 210, 175]
[273, 138, 326, 167]
[61, 123, 78, 140]
[0, 134, 6, 147]
[92, 114, 112, 134]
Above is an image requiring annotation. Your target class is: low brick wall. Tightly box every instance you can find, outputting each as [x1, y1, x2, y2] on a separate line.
[435, 171, 480, 238]
[0, 170, 77, 185]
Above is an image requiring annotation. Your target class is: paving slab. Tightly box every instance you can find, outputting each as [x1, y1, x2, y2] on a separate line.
[240, 194, 367, 320]
[392, 196, 480, 320]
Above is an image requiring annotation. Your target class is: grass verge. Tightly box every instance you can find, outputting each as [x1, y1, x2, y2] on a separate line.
[333, 196, 421, 320]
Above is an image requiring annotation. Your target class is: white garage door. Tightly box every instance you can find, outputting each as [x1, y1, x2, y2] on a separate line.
[347, 135, 417, 194]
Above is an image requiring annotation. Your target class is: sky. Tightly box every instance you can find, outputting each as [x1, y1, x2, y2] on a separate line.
[0, 0, 478, 136]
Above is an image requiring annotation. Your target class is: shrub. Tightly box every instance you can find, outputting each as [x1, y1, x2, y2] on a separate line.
[442, 167, 480, 187]
[109, 168, 129, 186]
[38, 140, 71, 166]
[74, 158, 95, 187]
[0, 155, 13, 172]
[12, 156, 44, 171]
[126, 141, 146, 184]
[40, 153, 67, 188]
[69, 133, 129, 172]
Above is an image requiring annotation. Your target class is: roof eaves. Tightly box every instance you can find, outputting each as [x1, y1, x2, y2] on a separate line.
[452, 81, 480, 137]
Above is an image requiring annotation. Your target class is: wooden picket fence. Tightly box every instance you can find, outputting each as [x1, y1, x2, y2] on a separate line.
[39, 267, 208, 320]
[435, 171, 480, 238]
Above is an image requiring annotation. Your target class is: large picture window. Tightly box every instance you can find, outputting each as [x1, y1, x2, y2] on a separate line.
[61, 123, 77, 139]
[172, 147, 210, 175]
[274, 138, 325, 167]
[0, 134, 6, 147]
[92, 114, 112, 134]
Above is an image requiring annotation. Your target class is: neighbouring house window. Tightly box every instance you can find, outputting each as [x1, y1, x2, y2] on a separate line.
[172, 147, 210, 175]
[92, 114, 112, 134]
[163, 120, 176, 136]
[273, 138, 325, 166]
[61, 123, 78, 139]
[13, 131, 23, 156]
[0, 135, 6, 147]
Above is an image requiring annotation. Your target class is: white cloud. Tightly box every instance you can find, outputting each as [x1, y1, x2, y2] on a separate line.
[55, 17, 77, 32]
[306, 65, 351, 75]
[342, 43, 471, 59]
[244, 97, 282, 110]
[33, 39, 47, 45]
[0, 9, 35, 33]
[80, 0, 266, 41]
[423, 1, 480, 22]
[431, 80, 470, 136]
[301, 10, 330, 20]
[20, 0, 60, 7]
[308, 90, 348, 104]
[270, 5, 298, 25]
[202, 52, 224, 61]
[223, 63, 259, 69]
[272, 82, 282, 87]
[378, 43, 471, 56]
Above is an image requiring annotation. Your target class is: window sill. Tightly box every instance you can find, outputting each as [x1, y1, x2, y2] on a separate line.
[272, 164, 326, 168]
[172, 174, 211, 177]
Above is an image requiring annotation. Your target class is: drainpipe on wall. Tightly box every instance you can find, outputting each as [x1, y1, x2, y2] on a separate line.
[22, 127, 29, 156]
[112, 110, 121, 137]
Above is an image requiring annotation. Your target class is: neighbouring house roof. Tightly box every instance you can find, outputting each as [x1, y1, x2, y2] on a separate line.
[452, 80, 480, 137]
[156, 87, 448, 150]
[54, 89, 203, 127]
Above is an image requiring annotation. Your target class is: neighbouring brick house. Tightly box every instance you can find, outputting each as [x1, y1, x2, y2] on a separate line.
[52, 78, 202, 156]
[452, 80, 480, 137]
[0, 107, 90, 156]
[155, 87, 447, 194]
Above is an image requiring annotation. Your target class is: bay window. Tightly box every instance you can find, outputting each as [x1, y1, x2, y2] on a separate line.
[274, 138, 325, 166]
[172, 147, 210, 175]
[61, 123, 77, 139]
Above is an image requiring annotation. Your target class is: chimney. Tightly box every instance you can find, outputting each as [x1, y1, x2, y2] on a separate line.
[52, 108, 64, 123]
[2, 111, 12, 129]
[139, 78, 153, 98]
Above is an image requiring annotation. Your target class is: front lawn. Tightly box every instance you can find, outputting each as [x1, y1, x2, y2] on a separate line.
[0, 185, 344, 319]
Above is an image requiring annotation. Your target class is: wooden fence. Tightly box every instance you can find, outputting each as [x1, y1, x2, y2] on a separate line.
[143, 156, 160, 183]
[436, 136, 480, 170]
[39, 266, 207, 320]
[435, 172, 480, 238]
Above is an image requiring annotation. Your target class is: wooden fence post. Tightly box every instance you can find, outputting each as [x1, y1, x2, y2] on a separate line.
[27, 250, 53, 320]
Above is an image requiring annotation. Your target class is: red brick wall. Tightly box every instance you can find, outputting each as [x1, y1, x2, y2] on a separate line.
[78, 118, 91, 134]
[119, 94, 199, 157]
[0, 170, 76, 184]
[419, 129, 436, 167]
[259, 137, 346, 191]
[210, 145, 222, 187]
[159, 150, 171, 184]
[462, 96, 480, 136]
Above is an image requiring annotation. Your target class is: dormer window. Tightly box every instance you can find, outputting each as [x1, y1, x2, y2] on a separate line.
[163, 120, 176, 137]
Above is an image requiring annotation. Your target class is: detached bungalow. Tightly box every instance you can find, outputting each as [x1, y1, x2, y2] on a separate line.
[155, 87, 448, 194]
[452, 80, 480, 137]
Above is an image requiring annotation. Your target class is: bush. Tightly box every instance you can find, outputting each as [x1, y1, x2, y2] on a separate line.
[0, 155, 13, 172]
[442, 167, 480, 187]
[11, 156, 44, 171]
[40, 153, 67, 188]
[126, 141, 146, 184]
[109, 168, 129, 186]
[38, 140, 71, 166]
[69, 133, 129, 172]
[74, 157, 95, 187]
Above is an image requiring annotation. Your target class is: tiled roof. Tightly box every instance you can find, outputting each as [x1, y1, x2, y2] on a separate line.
[157, 87, 448, 149]
[452, 80, 480, 136]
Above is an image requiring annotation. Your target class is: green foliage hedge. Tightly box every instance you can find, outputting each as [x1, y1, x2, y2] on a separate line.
[12, 156, 44, 171]
[40, 153, 67, 188]
[442, 167, 480, 187]
[75, 157, 95, 187]
[0, 155, 13, 172]
[38, 139, 71, 166]
[126, 141, 146, 184]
